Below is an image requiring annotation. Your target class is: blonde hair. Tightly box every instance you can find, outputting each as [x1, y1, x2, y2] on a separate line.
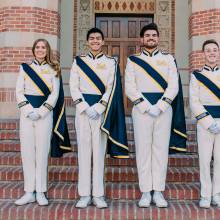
[32, 39, 61, 77]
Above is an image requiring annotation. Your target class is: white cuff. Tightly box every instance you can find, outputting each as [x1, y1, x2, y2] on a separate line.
[20, 103, 34, 117]
[93, 103, 106, 115]
[156, 99, 170, 112]
[38, 105, 50, 118]
[198, 115, 215, 130]
[76, 101, 90, 114]
[136, 100, 151, 114]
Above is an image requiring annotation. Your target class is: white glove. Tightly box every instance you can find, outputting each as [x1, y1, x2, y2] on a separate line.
[28, 109, 41, 121]
[85, 106, 99, 120]
[208, 122, 220, 134]
[217, 122, 220, 133]
[148, 105, 161, 117]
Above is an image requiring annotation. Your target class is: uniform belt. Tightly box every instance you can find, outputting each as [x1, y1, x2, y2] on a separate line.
[82, 94, 102, 106]
[142, 93, 163, 105]
[24, 95, 47, 108]
[204, 105, 220, 118]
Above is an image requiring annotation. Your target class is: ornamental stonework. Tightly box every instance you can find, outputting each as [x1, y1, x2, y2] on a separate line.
[94, 0, 155, 13]
[155, 0, 171, 52]
[76, 0, 94, 54]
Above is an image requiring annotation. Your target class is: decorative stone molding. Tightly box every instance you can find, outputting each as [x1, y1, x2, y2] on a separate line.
[155, 0, 172, 52]
[94, 0, 155, 14]
[76, 0, 94, 54]
[76, 0, 172, 54]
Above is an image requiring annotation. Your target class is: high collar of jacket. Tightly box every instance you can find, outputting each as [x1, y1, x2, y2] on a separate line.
[142, 48, 159, 57]
[88, 51, 104, 60]
[203, 64, 219, 72]
[33, 59, 47, 66]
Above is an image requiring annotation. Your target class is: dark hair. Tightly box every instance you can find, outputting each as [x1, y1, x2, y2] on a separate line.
[140, 23, 159, 37]
[202, 39, 219, 51]
[86, 27, 104, 40]
[32, 39, 61, 77]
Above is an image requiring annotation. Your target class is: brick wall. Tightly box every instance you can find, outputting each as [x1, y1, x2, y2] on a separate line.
[189, 6, 220, 72]
[189, 9, 220, 38]
[0, 7, 60, 36]
[189, 51, 204, 71]
[0, 3, 60, 118]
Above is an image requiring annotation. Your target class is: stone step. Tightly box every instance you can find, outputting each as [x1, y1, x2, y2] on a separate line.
[0, 118, 197, 131]
[0, 166, 199, 182]
[0, 152, 199, 167]
[0, 129, 197, 142]
[0, 200, 219, 220]
[0, 139, 198, 153]
[0, 181, 200, 200]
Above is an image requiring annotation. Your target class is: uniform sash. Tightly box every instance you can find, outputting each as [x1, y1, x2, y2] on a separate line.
[75, 56, 105, 95]
[21, 63, 71, 157]
[129, 56, 187, 153]
[101, 64, 129, 158]
[129, 55, 167, 91]
[75, 56, 129, 158]
[192, 71, 220, 100]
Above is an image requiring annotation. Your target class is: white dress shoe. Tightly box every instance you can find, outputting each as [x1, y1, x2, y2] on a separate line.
[15, 192, 36, 205]
[92, 196, 108, 209]
[138, 192, 151, 208]
[212, 194, 220, 207]
[199, 197, 211, 208]
[36, 192, 48, 206]
[153, 191, 168, 208]
[75, 196, 91, 208]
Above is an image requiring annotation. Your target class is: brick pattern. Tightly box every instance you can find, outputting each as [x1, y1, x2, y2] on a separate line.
[0, 47, 32, 73]
[0, 7, 60, 36]
[0, 126, 197, 142]
[0, 47, 60, 74]
[189, 50, 204, 72]
[2, 200, 220, 220]
[0, 88, 16, 102]
[0, 118, 196, 131]
[2, 117, 220, 219]
[0, 181, 200, 200]
[189, 9, 220, 38]
[0, 166, 200, 182]
[0, 152, 199, 167]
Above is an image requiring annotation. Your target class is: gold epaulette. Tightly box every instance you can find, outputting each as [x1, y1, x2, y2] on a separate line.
[161, 50, 169, 55]
[106, 55, 118, 63]
[133, 52, 141, 56]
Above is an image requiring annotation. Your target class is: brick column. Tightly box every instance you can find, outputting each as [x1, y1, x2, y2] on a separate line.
[0, 0, 60, 118]
[189, 0, 220, 71]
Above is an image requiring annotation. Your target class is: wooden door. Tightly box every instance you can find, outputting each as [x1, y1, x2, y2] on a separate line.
[96, 15, 153, 113]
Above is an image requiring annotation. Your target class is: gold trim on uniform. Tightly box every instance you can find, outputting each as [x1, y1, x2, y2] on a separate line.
[29, 64, 52, 93]
[54, 104, 65, 141]
[173, 129, 187, 138]
[170, 146, 187, 152]
[43, 103, 53, 111]
[18, 101, 29, 108]
[131, 60, 165, 92]
[101, 65, 128, 151]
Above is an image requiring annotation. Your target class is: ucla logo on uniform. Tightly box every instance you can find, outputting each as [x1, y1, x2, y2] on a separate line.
[156, 60, 167, 66]
[41, 69, 49, 74]
[96, 63, 106, 69]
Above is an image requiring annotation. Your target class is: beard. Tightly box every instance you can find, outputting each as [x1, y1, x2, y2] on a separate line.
[143, 40, 158, 50]
[144, 45, 157, 50]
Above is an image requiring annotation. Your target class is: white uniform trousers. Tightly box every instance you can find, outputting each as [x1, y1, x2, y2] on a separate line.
[19, 111, 53, 193]
[75, 110, 107, 197]
[197, 118, 220, 198]
[132, 106, 172, 192]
